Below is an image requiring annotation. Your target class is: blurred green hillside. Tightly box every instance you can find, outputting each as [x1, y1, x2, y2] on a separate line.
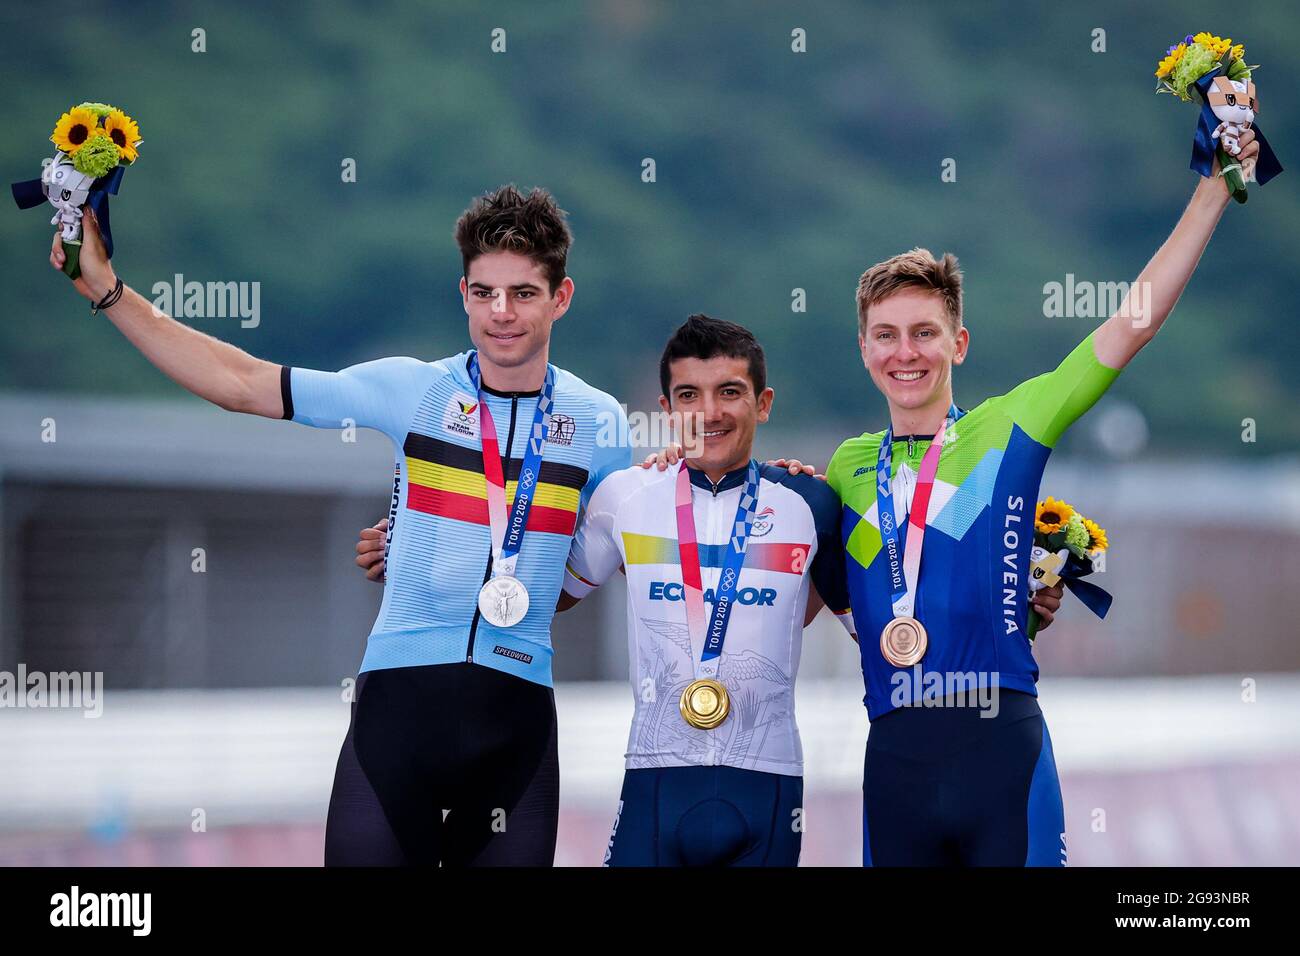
[3, 0, 1297, 452]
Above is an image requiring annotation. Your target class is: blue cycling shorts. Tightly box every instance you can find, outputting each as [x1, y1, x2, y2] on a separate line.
[604, 765, 803, 867]
[863, 689, 1066, 866]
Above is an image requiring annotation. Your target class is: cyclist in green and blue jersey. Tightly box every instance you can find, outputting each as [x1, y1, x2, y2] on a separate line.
[816, 138, 1261, 865]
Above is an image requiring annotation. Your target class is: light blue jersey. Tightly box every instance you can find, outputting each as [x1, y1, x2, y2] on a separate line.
[283, 350, 630, 686]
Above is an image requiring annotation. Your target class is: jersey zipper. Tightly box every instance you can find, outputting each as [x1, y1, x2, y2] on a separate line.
[465, 393, 521, 663]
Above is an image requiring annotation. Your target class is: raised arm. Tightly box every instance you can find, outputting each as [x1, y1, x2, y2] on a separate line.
[51, 207, 284, 418]
[1092, 132, 1258, 370]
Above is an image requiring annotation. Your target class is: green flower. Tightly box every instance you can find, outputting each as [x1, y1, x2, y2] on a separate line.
[75, 102, 116, 119]
[1169, 42, 1217, 100]
[70, 134, 121, 177]
[1225, 58, 1252, 82]
[1064, 512, 1090, 557]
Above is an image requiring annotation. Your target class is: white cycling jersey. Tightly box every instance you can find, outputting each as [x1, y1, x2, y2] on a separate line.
[564, 460, 853, 777]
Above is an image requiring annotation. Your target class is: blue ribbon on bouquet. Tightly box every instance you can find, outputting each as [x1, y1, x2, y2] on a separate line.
[1189, 67, 1282, 186]
[1057, 550, 1113, 620]
[11, 162, 126, 258]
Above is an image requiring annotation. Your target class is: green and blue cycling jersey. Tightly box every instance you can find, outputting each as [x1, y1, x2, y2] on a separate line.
[826, 333, 1121, 720]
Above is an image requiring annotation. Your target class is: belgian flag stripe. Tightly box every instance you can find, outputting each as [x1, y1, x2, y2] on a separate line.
[403, 432, 588, 490]
[407, 485, 577, 535]
[405, 459, 581, 512]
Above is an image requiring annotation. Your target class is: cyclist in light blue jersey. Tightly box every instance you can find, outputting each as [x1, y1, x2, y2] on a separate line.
[51, 185, 630, 866]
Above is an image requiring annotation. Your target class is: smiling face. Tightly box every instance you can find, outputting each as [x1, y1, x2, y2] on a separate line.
[460, 250, 573, 377]
[859, 288, 968, 418]
[1209, 77, 1257, 127]
[659, 355, 773, 478]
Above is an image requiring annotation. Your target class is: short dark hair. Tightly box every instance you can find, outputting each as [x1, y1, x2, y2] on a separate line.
[454, 185, 572, 293]
[659, 314, 767, 399]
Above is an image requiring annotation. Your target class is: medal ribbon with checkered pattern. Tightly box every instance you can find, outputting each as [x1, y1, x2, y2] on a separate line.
[674, 459, 761, 680]
[468, 352, 556, 579]
[876, 404, 960, 618]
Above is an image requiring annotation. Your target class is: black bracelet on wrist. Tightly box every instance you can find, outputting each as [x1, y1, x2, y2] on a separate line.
[91, 277, 124, 315]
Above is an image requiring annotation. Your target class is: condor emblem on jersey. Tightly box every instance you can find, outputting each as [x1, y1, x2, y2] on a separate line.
[443, 393, 480, 437]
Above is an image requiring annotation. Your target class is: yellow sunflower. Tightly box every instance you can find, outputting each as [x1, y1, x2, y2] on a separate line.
[1230, 43, 1245, 62]
[1082, 517, 1108, 553]
[1193, 32, 1231, 58]
[1155, 43, 1186, 79]
[1035, 497, 1075, 535]
[102, 109, 142, 163]
[51, 105, 101, 154]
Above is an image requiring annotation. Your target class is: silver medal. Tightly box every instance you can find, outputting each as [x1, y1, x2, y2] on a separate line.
[478, 574, 530, 628]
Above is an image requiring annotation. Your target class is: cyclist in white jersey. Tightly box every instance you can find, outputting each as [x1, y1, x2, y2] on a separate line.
[562, 315, 854, 866]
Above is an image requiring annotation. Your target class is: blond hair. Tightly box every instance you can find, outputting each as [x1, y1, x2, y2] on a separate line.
[856, 248, 963, 336]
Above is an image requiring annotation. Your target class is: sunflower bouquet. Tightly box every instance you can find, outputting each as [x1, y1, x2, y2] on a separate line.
[1026, 497, 1113, 642]
[1154, 32, 1282, 203]
[10, 102, 143, 280]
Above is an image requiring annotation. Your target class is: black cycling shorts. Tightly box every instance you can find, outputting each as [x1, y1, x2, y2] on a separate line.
[324, 663, 559, 866]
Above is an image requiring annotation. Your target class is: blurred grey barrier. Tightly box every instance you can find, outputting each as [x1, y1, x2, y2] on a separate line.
[1, 675, 1298, 866]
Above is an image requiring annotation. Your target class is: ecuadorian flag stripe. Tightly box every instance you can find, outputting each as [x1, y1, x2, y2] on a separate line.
[621, 532, 810, 574]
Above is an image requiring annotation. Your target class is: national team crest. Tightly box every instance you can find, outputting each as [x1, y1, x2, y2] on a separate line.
[442, 392, 480, 437]
[750, 506, 775, 537]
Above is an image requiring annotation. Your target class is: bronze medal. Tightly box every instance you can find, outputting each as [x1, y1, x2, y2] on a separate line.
[880, 616, 928, 667]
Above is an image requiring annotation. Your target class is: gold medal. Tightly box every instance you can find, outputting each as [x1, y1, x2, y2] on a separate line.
[679, 678, 730, 729]
[880, 616, 928, 667]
